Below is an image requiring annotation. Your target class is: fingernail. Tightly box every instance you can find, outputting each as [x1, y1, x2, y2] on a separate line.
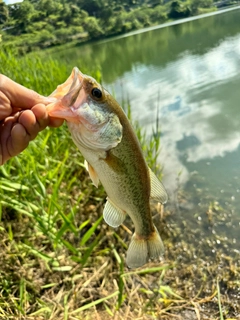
[38, 96, 57, 105]
[45, 97, 57, 103]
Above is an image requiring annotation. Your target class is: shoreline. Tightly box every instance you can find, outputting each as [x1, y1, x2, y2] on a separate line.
[93, 5, 240, 45]
[23, 4, 240, 55]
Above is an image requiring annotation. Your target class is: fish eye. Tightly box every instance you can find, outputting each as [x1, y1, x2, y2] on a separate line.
[91, 87, 102, 99]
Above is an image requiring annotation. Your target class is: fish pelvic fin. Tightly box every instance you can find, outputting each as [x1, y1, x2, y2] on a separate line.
[84, 160, 99, 188]
[103, 198, 126, 228]
[149, 168, 168, 204]
[126, 226, 164, 269]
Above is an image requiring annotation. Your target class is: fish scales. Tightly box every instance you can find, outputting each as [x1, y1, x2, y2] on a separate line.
[47, 67, 168, 268]
[70, 118, 153, 236]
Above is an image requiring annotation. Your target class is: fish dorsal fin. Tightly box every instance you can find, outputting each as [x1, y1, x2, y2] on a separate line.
[103, 198, 126, 228]
[149, 168, 168, 204]
[84, 160, 99, 188]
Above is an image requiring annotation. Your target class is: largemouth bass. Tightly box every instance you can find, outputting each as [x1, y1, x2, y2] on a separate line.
[47, 67, 168, 268]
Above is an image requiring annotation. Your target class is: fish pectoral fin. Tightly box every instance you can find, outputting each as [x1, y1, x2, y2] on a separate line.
[149, 168, 168, 204]
[84, 160, 99, 188]
[103, 198, 126, 228]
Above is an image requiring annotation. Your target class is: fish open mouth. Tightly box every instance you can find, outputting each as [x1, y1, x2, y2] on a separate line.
[46, 67, 84, 123]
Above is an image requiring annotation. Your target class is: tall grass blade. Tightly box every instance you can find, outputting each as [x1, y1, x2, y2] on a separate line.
[80, 216, 103, 246]
[71, 291, 119, 314]
[217, 279, 224, 320]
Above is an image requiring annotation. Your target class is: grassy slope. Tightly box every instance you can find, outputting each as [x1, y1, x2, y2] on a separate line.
[0, 51, 239, 320]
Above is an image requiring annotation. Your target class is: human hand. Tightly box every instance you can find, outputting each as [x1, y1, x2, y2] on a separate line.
[0, 74, 64, 165]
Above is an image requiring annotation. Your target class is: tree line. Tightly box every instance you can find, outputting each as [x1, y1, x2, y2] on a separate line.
[0, 0, 236, 53]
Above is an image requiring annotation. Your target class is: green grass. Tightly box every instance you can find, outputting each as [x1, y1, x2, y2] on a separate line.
[0, 49, 239, 319]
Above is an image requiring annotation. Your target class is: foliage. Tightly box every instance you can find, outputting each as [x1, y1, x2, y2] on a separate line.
[0, 0, 219, 53]
[83, 16, 103, 39]
[168, 0, 191, 19]
[0, 1, 8, 24]
[189, 0, 215, 15]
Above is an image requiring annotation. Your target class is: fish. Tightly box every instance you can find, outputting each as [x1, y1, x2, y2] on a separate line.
[46, 67, 168, 268]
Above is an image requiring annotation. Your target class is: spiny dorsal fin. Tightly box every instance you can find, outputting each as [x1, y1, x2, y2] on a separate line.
[149, 168, 168, 204]
[84, 160, 99, 188]
[103, 198, 126, 228]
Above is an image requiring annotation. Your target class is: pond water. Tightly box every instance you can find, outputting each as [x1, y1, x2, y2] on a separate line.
[51, 8, 240, 243]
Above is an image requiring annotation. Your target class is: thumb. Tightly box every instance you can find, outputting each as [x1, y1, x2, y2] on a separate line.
[0, 74, 53, 110]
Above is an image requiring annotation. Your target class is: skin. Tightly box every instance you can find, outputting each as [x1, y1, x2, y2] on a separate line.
[0, 74, 64, 165]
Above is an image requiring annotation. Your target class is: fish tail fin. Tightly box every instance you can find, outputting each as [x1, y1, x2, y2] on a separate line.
[126, 226, 164, 269]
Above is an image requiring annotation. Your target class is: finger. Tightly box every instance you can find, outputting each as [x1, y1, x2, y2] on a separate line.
[18, 110, 39, 140]
[31, 104, 49, 131]
[0, 116, 16, 161]
[0, 115, 21, 164]
[48, 117, 64, 128]
[0, 91, 12, 121]
[0, 74, 52, 110]
[6, 123, 30, 160]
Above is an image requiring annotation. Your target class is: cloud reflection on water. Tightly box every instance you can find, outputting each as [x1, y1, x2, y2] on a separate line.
[112, 33, 240, 193]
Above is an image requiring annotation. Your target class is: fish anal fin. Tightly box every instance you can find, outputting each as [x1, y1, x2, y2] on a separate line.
[149, 168, 168, 204]
[126, 226, 164, 269]
[84, 160, 99, 188]
[103, 198, 126, 228]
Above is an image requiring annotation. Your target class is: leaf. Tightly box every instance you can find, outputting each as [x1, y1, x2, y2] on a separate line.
[0, 178, 29, 191]
[52, 266, 72, 272]
[71, 291, 119, 314]
[80, 216, 103, 246]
